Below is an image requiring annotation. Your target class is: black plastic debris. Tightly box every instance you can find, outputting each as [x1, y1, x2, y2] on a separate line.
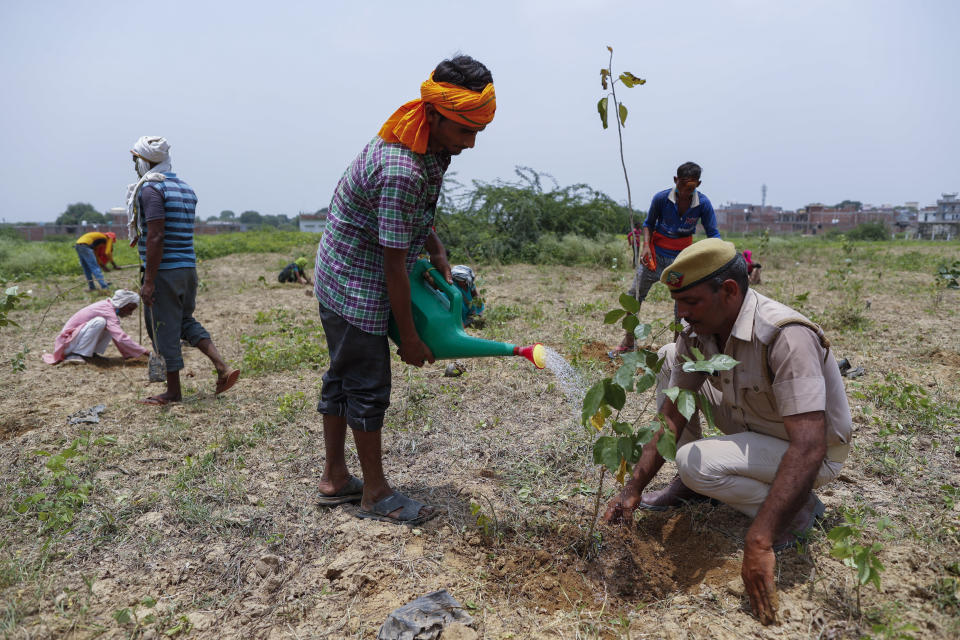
[378, 589, 474, 640]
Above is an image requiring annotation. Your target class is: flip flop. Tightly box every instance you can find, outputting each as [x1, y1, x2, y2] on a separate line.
[317, 475, 364, 506]
[141, 396, 174, 406]
[215, 369, 241, 395]
[607, 345, 637, 359]
[355, 492, 438, 526]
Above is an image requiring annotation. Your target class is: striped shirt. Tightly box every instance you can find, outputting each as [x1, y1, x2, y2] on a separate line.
[137, 173, 198, 270]
[315, 137, 450, 334]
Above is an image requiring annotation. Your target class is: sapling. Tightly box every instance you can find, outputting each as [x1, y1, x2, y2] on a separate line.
[827, 511, 888, 617]
[597, 46, 645, 232]
[580, 294, 739, 551]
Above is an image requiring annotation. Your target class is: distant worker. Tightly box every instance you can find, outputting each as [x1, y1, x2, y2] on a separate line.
[42, 289, 148, 365]
[604, 239, 852, 625]
[126, 135, 240, 405]
[278, 257, 313, 285]
[75, 230, 115, 290]
[744, 249, 763, 284]
[94, 231, 120, 271]
[610, 162, 721, 356]
[314, 55, 495, 525]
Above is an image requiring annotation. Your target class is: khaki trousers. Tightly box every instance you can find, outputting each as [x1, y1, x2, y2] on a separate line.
[657, 344, 843, 518]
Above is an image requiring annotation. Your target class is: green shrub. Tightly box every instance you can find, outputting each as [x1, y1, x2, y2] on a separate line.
[846, 222, 890, 241]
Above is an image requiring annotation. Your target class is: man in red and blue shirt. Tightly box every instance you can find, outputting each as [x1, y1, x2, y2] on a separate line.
[612, 162, 721, 354]
[314, 55, 496, 525]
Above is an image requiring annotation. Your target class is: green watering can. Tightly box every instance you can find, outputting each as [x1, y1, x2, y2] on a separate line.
[388, 259, 545, 368]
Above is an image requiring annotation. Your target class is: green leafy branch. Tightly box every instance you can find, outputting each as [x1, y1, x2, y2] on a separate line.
[827, 512, 889, 616]
[580, 295, 739, 552]
[597, 46, 646, 226]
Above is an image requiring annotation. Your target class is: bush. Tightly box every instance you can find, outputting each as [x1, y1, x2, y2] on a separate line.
[438, 167, 634, 263]
[846, 222, 890, 241]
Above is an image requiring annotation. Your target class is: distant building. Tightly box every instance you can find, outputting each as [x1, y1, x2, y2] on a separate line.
[299, 208, 327, 233]
[917, 193, 960, 240]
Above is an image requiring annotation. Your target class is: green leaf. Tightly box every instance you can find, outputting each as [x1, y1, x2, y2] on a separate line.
[604, 308, 626, 324]
[690, 346, 704, 360]
[619, 71, 646, 87]
[612, 421, 633, 436]
[618, 103, 628, 127]
[141, 596, 157, 608]
[827, 525, 853, 542]
[676, 390, 697, 420]
[619, 293, 640, 314]
[604, 380, 626, 411]
[581, 380, 606, 425]
[622, 314, 639, 335]
[697, 393, 716, 429]
[634, 323, 652, 341]
[635, 423, 659, 445]
[620, 350, 642, 370]
[113, 608, 133, 625]
[618, 436, 634, 461]
[597, 97, 609, 129]
[613, 364, 635, 391]
[663, 386, 681, 403]
[656, 427, 677, 461]
[644, 349, 663, 372]
[635, 372, 656, 394]
[594, 436, 620, 471]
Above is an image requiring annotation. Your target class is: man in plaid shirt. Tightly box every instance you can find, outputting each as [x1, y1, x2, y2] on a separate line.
[314, 55, 496, 524]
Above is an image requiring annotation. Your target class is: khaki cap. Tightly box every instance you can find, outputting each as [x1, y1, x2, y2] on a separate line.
[660, 238, 738, 292]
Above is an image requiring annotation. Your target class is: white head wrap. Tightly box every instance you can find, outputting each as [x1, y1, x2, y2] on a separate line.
[110, 289, 140, 309]
[125, 136, 174, 242]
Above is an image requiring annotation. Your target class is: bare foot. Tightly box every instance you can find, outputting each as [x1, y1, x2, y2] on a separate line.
[141, 393, 181, 406]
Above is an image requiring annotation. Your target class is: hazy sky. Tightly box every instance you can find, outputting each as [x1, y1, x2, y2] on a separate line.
[2, 0, 957, 223]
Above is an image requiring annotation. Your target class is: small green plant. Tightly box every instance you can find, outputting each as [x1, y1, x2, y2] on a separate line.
[579, 294, 738, 549]
[469, 497, 500, 542]
[596, 46, 645, 227]
[827, 511, 888, 616]
[242, 308, 328, 373]
[12, 432, 116, 534]
[935, 259, 960, 293]
[1, 283, 30, 329]
[276, 391, 307, 422]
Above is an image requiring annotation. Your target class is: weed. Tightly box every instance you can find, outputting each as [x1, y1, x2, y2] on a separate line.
[12, 432, 116, 534]
[276, 391, 307, 422]
[1, 282, 30, 329]
[242, 307, 327, 374]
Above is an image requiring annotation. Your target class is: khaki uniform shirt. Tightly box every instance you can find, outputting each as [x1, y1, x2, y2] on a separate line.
[670, 289, 852, 462]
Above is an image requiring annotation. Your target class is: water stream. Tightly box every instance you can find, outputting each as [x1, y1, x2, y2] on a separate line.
[542, 346, 588, 421]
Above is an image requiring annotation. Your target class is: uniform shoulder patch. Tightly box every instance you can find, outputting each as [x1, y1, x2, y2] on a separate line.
[665, 270, 684, 288]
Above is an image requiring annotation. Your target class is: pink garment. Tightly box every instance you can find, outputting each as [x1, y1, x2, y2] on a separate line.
[42, 299, 148, 364]
[743, 249, 753, 266]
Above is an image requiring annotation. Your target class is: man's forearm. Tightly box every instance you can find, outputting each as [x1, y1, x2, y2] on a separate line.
[627, 398, 687, 486]
[144, 235, 162, 283]
[383, 249, 417, 342]
[424, 229, 445, 259]
[748, 429, 825, 545]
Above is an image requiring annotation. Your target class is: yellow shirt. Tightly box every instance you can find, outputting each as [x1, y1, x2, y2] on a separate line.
[76, 231, 107, 246]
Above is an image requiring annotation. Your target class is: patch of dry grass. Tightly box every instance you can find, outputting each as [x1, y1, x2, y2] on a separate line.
[0, 241, 958, 638]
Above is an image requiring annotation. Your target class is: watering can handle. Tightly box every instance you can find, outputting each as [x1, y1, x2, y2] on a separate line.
[423, 264, 465, 327]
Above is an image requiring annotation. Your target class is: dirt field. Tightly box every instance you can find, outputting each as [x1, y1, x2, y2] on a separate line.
[1, 241, 958, 639]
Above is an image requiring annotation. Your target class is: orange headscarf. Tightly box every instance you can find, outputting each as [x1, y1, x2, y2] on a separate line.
[378, 72, 496, 154]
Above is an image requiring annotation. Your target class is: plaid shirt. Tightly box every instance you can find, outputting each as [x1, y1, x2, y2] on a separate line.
[314, 137, 450, 334]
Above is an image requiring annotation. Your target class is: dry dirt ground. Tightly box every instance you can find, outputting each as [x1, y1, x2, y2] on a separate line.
[1, 242, 958, 639]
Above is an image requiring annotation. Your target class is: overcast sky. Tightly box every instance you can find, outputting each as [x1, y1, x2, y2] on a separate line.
[1, 0, 957, 223]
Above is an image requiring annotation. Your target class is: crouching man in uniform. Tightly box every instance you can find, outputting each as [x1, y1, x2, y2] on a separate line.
[603, 238, 852, 624]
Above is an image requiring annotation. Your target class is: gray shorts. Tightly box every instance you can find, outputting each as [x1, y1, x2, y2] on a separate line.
[627, 253, 676, 303]
[316, 302, 391, 432]
[144, 267, 210, 372]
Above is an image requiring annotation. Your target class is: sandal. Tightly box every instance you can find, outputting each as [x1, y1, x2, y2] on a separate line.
[215, 369, 241, 395]
[317, 475, 364, 506]
[607, 345, 637, 359]
[355, 492, 437, 526]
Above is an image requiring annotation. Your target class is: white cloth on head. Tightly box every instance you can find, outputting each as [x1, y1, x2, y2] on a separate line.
[64, 317, 111, 357]
[110, 289, 140, 309]
[125, 136, 173, 242]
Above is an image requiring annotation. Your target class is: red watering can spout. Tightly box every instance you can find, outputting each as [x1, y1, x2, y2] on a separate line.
[514, 343, 546, 369]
